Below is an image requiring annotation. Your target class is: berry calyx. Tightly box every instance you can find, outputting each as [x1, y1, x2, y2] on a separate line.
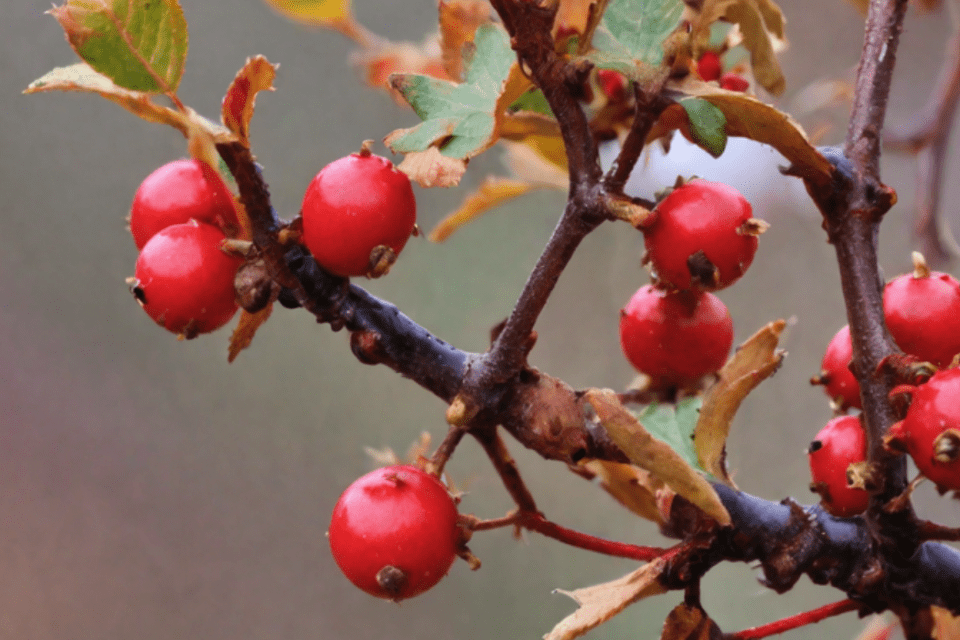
[719, 72, 749, 92]
[328, 465, 460, 600]
[619, 285, 734, 387]
[301, 146, 417, 278]
[886, 368, 960, 491]
[129, 158, 238, 250]
[813, 325, 862, 410]
[643, 180, 763, 291]
[883, 252, 960, 368]
[131, 220, 242, 338]
[697, 51, 722, 82]
[808, 415, 869, 517]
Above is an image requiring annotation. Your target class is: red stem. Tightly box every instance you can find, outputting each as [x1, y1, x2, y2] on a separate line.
[520, 512, 666, 562]
[727, 599, 859, 640]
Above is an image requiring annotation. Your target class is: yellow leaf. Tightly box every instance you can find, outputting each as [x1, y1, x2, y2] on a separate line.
[933, 606, 960, 640]
[430, 177, 544, 241]
[262, 0, 370, 43]
[501, 139, 568, 188]
[545, 558, 668, 640]
[585, 389, 731, 526]
[694, 320, 786, 484]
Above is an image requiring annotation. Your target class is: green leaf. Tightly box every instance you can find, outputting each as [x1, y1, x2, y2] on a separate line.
[636, 398, 707, 475]
[596, 0, 683, 67]
[385, 23, 521, 159]
[49, 0, 188, 94]
[679, 97, 727, 157]
[509, 89, 553, 117]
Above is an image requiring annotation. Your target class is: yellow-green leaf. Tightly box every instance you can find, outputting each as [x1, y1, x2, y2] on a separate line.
[24, 63, 190, 133]
[49, 0, 188, 95]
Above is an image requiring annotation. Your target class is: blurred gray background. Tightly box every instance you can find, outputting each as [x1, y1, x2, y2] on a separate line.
[2, 1, 959, 638]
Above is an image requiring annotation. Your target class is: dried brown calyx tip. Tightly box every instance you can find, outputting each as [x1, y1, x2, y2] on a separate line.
[738, 218, 770, 237]
[912, 251, 931, 278]
[376, 565, 408, 599]
[358, 139, 375, 157]
[934, 430, 960, 463]
[366, 245, 398, 278]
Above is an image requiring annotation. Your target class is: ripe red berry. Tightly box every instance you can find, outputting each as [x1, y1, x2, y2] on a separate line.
[886, 368, 960, 491]
[643, 180, 762, 291]
[883, 261, 960, 368]
[132, 220, 242, 338]
[129, 158, 238, 250]
[815, 325, 862, 410]
[619, 285, 734, 387]
[328, 465, 460, 600]
[597, 69, 627, 103]
[719, 72, 749, 92]
[697, 51, 722, 82]
[808, 415, 869, 517]
[301, 149, 416, 278]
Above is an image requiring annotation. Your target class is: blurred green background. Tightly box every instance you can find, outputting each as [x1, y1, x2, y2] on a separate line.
[3, 1, 959, 638]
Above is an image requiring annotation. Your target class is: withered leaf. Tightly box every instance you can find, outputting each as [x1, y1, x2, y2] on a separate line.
[429, 177, 546, 241]
[228, 304, 274, 363]
[650, 78, 833, 188]
[545, 557, 668, 640]
[221, 55, 278, 148]
[694, 320, 786, 484]
[661, 603, 724, 640]
[585, 389, 730, 526]
[439, 0, 490, 79]
[580, 459, 664, 524]
[396, 146, 468, 188]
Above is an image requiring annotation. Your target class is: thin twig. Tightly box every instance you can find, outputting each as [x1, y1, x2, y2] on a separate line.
[725, 599, 859, 640]
[519, 511, 666, 561]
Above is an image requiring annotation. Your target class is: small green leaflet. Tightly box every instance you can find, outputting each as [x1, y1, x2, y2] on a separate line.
[49, 0, 188, 95]
[635, 398, 707, 475]
[587, 0, 683, 76]
[387, 23, 515, 159]
[680, 97, 727, 158]
[510, 89, 553, 117]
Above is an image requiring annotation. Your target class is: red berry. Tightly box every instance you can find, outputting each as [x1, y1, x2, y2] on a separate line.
[697, 51, 722, 82]
[883, 268, 960, 368]
[132, 220, 242, 337]
[808, 415, 869, 517]
[887, 368, 960, 491]
[643, 180, 761, 291]
[719, 72, 749, 92]
[816, 325, 862, 410]
[598, 69, 627, 103]
[129, 159, 237, 250]
[301, 151, 416, 278]
[619, 285, 734, 386]
[328, 465, 459, 600]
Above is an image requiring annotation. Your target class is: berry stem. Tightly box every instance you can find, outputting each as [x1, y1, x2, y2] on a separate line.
[519, 511, 667, 561]
[726, 599, 859, 640]
[426, 425, 467, 477]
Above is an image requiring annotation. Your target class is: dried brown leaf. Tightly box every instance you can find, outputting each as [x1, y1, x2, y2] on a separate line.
[429, 177, 544, 241]
[580, 459, 665, 524]
[650, 79, 833, 188]
[933, 606, 960, 640]
[661, 603, 724, 640]
[227, 304, 274, 363]
[439, 0, 490, 79]
[545, 558, 669, 640]
[221, 55, 278, 148]
[585, 389, 731, 526]
[694, 320, 786, 484]
[395, 146, 468, 187]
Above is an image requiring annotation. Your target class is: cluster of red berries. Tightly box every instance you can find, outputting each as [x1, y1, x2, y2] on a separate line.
[619, 180, 764, 388]
[808, 254, 960, 516]
[328, 465, 461, 600]
[696, 50, 750, 92]
[128, 159, 243, 338]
